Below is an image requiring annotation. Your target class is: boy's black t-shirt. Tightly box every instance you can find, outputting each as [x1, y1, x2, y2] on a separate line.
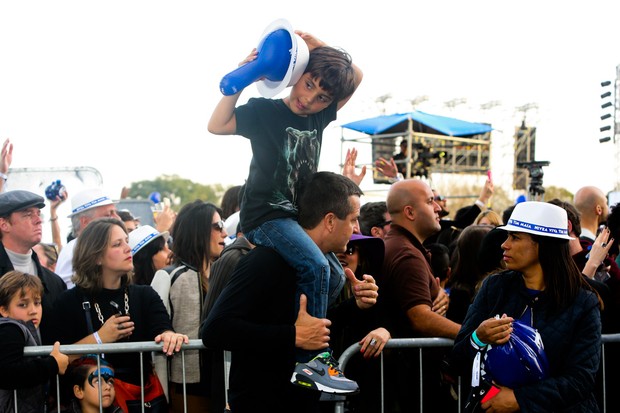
[235, 97, 337, 233]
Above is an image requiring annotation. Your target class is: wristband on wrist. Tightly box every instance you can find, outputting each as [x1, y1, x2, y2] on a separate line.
[93, 331, 103, 344]
[0, 172, 8, 181]
[387, 173, 404, 184]
[471, 330, 487, 348]
[50, 217, 58, 222]
[475, 199, 486, 209]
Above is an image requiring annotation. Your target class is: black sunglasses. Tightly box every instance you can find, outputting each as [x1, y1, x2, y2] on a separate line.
[211, 220, 225, 232]
[345, 244, 359, 255]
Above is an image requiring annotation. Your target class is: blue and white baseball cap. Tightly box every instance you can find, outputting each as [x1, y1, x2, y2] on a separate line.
[498, 201, 572, 240]
[68, 188, 117, 217]
[128, 225, 169, 255]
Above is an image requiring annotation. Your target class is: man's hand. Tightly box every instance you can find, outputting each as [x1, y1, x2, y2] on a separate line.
[295, 294, 330, 350]
[342, 148, 366, 186]
[432, 277, 449, 316]
[345, 268, 378, 309]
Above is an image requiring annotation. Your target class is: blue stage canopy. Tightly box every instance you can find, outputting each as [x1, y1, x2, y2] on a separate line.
[341, 111, 492, 137]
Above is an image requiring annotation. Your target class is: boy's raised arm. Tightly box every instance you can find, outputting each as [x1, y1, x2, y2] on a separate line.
[208, 93, 241, 135]
[208, 49, 259, 135]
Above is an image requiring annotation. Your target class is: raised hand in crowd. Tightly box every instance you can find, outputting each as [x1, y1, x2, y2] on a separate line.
[583, 226, 614, 279]
[342, 148, 367, 186]
[0, 138, 13, 192]
[49, 189, 68, 250]
[154, 203, 176, 233]
[374, 156, 400, 180]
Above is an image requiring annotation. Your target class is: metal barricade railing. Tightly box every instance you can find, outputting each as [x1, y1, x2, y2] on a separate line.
[334, 333, 620, 413]
[19, 334, 620, 413]
[23, 339, 206, 413]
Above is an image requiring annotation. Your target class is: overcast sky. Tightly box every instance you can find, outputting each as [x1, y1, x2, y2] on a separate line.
[1, 0, 619, 212]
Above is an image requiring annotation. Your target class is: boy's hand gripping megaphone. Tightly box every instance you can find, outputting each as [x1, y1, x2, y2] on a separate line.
[219, 19, 310, 98]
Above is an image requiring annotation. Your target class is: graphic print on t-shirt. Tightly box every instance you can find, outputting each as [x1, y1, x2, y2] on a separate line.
[270, 127, 321, 212]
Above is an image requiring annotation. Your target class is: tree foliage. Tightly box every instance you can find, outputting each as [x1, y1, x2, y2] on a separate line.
[127, 175, 227, 209]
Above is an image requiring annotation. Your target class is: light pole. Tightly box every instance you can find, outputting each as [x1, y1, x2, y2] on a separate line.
[600, 65, 620, 190]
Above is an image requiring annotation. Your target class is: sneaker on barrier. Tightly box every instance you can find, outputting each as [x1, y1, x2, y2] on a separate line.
[290, 351, 359, 394]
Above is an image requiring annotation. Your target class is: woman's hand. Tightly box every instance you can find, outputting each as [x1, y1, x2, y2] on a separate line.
[481, 384, 519, 413]
[583, 227, 613, 279]
[359, 327, 391, 359]
[374, 157, 398, 179]
[475, 314, 513, 345]
[155, 331, 189, 356]
[99, 314, 134, 342]
[345, 269, 378, 309]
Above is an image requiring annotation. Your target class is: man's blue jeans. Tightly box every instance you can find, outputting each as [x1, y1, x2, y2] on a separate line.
[246, 217, 345, 361]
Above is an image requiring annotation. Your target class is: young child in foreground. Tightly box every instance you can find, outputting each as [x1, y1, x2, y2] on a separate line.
[208, 28, 363, 393]
[63, 356, 122, 413]
[0, 270, 68, 412]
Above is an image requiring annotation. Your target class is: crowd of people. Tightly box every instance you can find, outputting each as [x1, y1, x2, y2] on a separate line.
[0, 24, 618, 413]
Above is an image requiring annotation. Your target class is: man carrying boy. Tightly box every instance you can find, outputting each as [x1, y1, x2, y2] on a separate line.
[208, 28, 363, 392]
[202, 172, 378, 411]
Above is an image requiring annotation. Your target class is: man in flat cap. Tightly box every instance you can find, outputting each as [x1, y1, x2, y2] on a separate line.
[0, 189, 66, 343]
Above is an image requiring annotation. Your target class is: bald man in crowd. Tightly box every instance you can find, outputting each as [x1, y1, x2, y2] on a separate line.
[377, 178, 460, 412]
[574, 186, 609, 242]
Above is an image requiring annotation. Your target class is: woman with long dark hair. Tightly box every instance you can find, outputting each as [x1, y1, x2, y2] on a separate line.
[452, 202, 601, 412]
[151, 200, 227, 412]
[445, 224, 492, 324]
[50, 218, 188, 411]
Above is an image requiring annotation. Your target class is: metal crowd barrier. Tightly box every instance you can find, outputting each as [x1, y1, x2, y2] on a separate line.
[334, 333, 620, 413]
[20, 334, 620, 413]
[23, 339, 206, 413]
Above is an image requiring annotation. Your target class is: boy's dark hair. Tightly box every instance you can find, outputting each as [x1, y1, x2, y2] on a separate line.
[359, 201, 388, 236]
[305, 46, 356, 102]
[0, 270, 44, 308]
[297, 172, 362, 229]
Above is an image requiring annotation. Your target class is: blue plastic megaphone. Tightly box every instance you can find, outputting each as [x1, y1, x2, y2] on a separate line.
[219, 19, 309, 98]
